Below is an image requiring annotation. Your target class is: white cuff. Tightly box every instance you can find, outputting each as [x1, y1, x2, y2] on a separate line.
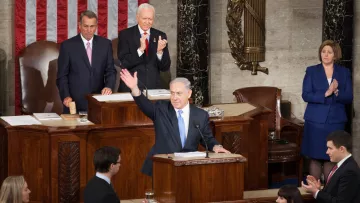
[157, 52, 163, 60]
[314, 190, 319, 199]
[137, 49, 144, 57]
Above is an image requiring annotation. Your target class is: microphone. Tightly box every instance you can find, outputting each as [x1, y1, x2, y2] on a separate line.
[193, 121, 209, 158]
[117, 61, 148, 99]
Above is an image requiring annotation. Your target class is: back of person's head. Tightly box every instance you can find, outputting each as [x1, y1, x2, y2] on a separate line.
[0, 176, 30, 203]
[277, 185, 303, 203]
[326, 130, 352, 153]
[93, 146, 121, 173]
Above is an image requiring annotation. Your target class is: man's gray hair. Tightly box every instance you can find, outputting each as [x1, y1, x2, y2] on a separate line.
[136, 3, 155, 15]
[79, 10, 98, 23]
[170, 77, 191, 90]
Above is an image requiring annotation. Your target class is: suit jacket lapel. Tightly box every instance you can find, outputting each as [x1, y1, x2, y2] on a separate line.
[91, 35, 98, 69]
[324, 156, 353, 190]
[148, 28, 158, 58]
[133, 25, 141, 53]
[184, 105, 196, 147]
[333, 64, 340, 82]
[168, 103, 182, 148]
[319, 63, 330, 88]
[77, 34, 92, 70]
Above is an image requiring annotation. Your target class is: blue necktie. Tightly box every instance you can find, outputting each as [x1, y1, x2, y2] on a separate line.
[177, 110, 186, 147]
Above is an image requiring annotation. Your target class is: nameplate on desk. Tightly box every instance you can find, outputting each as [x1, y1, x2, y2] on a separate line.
[92, 93, 134, 102]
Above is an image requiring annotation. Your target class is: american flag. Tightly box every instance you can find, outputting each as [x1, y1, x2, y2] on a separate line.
[14, 0, 148, 114]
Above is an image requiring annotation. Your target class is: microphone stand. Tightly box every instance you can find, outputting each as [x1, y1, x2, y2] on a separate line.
[195, 124, 209, 158]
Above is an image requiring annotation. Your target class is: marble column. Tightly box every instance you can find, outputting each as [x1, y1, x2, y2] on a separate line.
[323, 0, 354, 133]
[177, 0, 209, 105]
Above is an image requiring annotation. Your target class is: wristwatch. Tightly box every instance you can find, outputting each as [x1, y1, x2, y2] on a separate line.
[216, 145, 223, 148]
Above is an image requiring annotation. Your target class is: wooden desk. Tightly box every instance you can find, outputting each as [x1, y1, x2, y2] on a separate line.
[153, 153, 246, 203]
[0, 103, 269, 202]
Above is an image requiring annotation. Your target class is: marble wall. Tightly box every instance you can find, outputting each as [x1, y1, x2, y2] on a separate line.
[0, 0, 14, 116]
[210, 0, 323, 120]
[151, 0, 178, 84]
[352, 1, 360, 162]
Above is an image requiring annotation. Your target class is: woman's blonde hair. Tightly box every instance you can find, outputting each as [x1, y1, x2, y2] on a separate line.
[0, 176, 25, 203]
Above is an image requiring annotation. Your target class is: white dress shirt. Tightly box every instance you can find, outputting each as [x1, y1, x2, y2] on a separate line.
[137, 25, 163, 60]
[95, 172, 111, 184]
[174, 102, 190, 138]
[80, 34, 93, 50]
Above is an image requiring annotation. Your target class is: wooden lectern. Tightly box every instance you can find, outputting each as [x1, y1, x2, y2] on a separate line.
[152, 153, 247, 203]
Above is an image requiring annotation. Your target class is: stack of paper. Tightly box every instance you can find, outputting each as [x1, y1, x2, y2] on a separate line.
[174, 151, 206, 158]
[33, 113, 62, 120]
[144, 89, 170, 97]
[1, 115, 42, 126]
[93, 93, 134, 102]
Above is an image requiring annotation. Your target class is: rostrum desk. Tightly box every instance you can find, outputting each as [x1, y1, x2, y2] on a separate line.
[0, 97, 270, 202]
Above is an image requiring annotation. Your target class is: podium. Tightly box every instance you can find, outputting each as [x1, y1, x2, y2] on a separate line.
[152, 153, 247, 203]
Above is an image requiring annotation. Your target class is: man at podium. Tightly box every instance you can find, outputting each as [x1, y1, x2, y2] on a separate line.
[120, 69, 230, 176]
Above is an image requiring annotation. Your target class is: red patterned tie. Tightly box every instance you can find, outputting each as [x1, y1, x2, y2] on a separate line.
[326, 164, 338, 183]
[144, 32, 149, 56]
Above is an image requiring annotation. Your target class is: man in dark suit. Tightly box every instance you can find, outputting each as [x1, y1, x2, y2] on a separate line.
[120, 69, 230, 176]
[84, 146, 121, 203]
[117, 3, 170, 92]
[57, 10, 116, 113]
[302, 130, 360, 202]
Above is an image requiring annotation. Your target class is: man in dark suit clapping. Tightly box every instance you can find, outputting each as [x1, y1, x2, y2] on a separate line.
[117, 3, 171, 92]
[302, 130, 360, 202]
[84, 146, 121, 203]
[57, 10, 116, 113]
[120, 69, 230, 176]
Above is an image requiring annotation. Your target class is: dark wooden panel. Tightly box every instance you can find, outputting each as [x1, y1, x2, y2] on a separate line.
[87, 126, 155, 199]
[58, 142, 80, 203]
[7, 127, 50, 202]
[153, 156, 245, 203]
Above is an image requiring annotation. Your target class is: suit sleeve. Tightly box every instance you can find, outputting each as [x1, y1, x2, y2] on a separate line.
[317, 170, 359, 203]
[104, 40, 116, 89]
[335, 68, 353, 104]
[156, 33, 171, 72]
[133, 93, 156, 121]
[117, 30, 144, 70]
[302, 67, 332, 104]
[56, 42, 70, 100]
[102, 193, 119, 203]
[200, 113, 219, 150]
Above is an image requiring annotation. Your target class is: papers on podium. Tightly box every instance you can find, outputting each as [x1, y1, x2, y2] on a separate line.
[174, 151, 206, 158]
[1, 115, 42, 126]
[143, 89, 170, 100]
[93, 93, 134, 102]
[33, 113, 62, 120]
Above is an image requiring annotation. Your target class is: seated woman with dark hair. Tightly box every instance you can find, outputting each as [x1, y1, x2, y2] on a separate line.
[0, 176, 31, 203]
[276, 185, 303, 203]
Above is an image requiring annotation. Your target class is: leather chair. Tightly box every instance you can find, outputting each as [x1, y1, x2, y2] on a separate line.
[233, 86, 304, 186]
[19, 41, 63, 114]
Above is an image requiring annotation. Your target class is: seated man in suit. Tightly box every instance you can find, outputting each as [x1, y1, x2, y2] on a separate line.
[57, 10, 116, 113]
[120, 69, 230, 176]
[117, 3, 171, 92]
[84, 146, 121, 203]
[302, 130, 360, 202]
